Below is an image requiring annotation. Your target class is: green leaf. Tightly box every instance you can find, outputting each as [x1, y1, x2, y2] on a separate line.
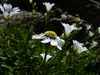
[1, 64, 13, 72]
[0, 57, 7, 60]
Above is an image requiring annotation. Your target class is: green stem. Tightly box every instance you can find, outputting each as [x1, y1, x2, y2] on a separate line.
[44, 13, 48, 32]
[42, 44, 48, 75]
[4, 21, 9, 30]
[88, 35, 100, 43]
[0, 25, 4, 37]
[50, 50, 61, 64]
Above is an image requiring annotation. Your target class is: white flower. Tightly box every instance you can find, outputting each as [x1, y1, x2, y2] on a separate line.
[98, 27, 100, 33]
[43, 2, 55, 12]
[77, 46, 88, 54]
[0, 3, 20, 21]
[90, 41, 98, 49]
[89, 31, 94, 37]
[86, 24, 91, 30]
[61, 23, 82, 36]
[92, 41, 98, 46]
[73, 40, 83, 48]
[40, 53, 52, 62]
[32, 31, 65, 50]
[73, 40, 88, 54]
[29, 0, 33, 4]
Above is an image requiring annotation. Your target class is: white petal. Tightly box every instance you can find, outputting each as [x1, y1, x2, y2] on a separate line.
[3, 12, 9, 18]
[98, 27, 100, 33]
[73, 40, 88, 54]
[9, 7, 20, 17]
[89, 31, 94, 37]
[9, 11, 20, 17]
[57, 45, 62, 50]
[29, 0, 33, 3]
[43, 2, 55, 11]
[41, 37, 50, 43]
[77, 46, 88, 54]
[40, 53, 52, 61]
[0, 5, 4, 12]
[91, 41, 98, 48]
[55, 37, 65, 50]
[61, 22, 67, 28]
[3, 3, 12, 11]
[40, 53, 45, 60]
[73, 40, 83, 47]
[32, 33, 45, 39]
[86, 24, 91, 30]
[11, 7, 20, 12]
[50, 39, 58, 46]
[61, 23, 80, 35]
[46, 55, 52, 61]
[57, 37, 65, 46]
[9, 12, 18, 17]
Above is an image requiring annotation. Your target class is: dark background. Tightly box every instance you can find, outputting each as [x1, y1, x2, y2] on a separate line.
[1, 0, 100, 28]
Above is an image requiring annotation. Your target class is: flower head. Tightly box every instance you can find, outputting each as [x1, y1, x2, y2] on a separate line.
[40, 53, 52, 62]
[43, 2, 55, 12]
[73, 40, 88, 54]
[89, 31, 94, 37]
[90, 41, 98, 49]
[0, 3, 20, 21]
[32, 31, 65, 50]
[98, 27, 100, 33]
[29, 0, 33, 4]
[86, 24, 91, 30]
[61, 23, 82, 36]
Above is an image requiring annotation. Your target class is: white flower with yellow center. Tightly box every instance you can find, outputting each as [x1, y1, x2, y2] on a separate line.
[0, 3, 20, 21]
[40, 53, 52, 62]
[73, 40, 88, 54]
[43, 2, 55, 12]
[32, 31, 65, 50]
[61, 23, 82, 36]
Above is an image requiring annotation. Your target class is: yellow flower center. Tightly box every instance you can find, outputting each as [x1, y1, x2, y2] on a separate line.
[45, 31, 57, 38]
